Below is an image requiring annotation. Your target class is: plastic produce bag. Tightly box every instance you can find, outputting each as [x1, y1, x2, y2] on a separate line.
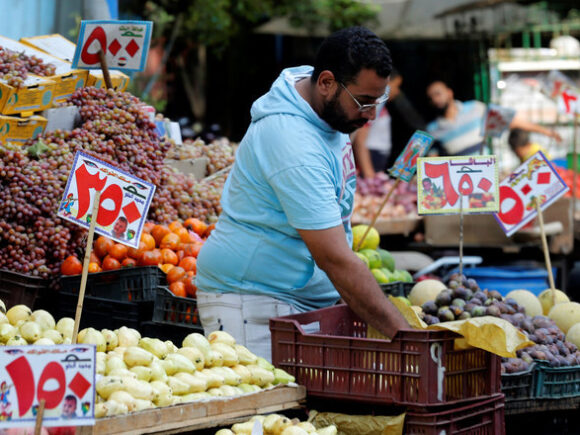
[309, 410, 405, 435]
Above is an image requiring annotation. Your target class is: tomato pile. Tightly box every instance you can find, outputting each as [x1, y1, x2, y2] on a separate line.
[61, 218, 214, 298]
[556, 167, 580, 198]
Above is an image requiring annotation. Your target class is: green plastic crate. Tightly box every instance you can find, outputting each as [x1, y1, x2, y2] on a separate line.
[501, 363, 536, 402]
[534, 361, 580, 399]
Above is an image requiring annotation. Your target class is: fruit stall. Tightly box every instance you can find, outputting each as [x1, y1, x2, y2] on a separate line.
[1, 30, 580, 435]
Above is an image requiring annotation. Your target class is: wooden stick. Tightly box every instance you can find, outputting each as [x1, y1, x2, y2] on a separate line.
[98, 50, 113, 90]
[72, 190, 101, 344]
[355, 178, 401, 251]
[535, 199, 556, 305]
[459, 194, 464, 277]
[34, 399, 45, 435]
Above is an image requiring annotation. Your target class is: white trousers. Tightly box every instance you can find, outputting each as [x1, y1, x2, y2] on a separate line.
[196, 291, 303, 360]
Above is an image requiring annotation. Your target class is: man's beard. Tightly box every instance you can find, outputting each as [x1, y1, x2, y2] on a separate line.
[320, 90, 367, 134]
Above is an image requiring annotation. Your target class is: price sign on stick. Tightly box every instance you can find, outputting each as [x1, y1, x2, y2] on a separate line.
[417, 156, 499, 215]
[72, 20, 153, 72]
[542, 70, 580, 116]
[58, 151, 155, 249]
[0, 345, 95, 429]
[355, 131, 432, 251]
[494, 151, 568, 237]
[388, 130, 433, 182]
[482, 104, 516, 138]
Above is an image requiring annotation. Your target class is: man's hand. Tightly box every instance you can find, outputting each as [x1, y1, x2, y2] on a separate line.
[298, 225, 409, 338]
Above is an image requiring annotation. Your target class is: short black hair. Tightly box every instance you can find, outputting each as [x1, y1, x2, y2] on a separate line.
[508, 128, 529, 150]
[65, 395, 77, 403]
[311, 26, 392, 85]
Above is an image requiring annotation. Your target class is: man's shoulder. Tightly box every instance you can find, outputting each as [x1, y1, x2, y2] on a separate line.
[461, 100, 486, 114]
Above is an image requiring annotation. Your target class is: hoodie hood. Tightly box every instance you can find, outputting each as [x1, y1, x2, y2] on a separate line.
[250, 66, 335, 133]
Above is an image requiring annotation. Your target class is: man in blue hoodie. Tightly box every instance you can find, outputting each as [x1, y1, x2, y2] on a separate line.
[196, 27, 409, 359]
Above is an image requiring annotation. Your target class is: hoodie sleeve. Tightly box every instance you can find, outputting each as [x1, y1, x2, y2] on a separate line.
[268, 165, 342, 230]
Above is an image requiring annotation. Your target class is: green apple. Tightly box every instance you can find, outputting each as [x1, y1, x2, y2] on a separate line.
[396, 296, 412, 306]
[371, 268, 389, 284]
[377, 249, 395, 272]
[359, 249, 382, 269]
[399, 270, 414, 283]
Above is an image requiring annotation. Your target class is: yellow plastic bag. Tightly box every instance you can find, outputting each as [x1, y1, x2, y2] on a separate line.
[309, 410, 405, 435]
[427, 316, 534, 358]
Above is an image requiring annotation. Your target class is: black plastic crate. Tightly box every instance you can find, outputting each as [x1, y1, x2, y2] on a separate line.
[56, 291, 153, 330]
[140, 321, 203, 344]
[152, 287, 201, 328]
[60, 266, 165, 302]
[501, 363, 536, 402]
[380, 281, 414, 297]
[0, 269, 50, 309]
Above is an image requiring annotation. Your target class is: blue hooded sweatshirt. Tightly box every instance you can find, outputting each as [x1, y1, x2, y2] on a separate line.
[195, 66, 357, 311]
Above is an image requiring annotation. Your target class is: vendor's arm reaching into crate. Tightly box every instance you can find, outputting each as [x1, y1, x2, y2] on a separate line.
[298, 226, 409, 339]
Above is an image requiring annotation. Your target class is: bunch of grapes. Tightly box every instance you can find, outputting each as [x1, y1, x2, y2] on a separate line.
[0, 86, 230, 278]
[0, 46, 56, 88]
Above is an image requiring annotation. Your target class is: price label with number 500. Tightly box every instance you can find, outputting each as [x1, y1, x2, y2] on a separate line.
[417, 155, 499, 215]
[0, 345, 95, 429]
[58, 151, 155, 248]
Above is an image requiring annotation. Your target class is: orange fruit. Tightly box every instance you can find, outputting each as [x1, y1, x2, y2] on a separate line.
[88, 262, 102, 273]
[169, 281, 186, 298]
[184, 218, 208, 237]
[94, 236, 114, 259]
[90, 252, 101, 265]
[128, 241, 148, 261]
[159, 263, 175, 274]
[182, 242, 203, 258]
[203, 223, 216, 238]
[151, 225, 171, 247]
[174, 227, 193, 244]
[160, 248, 179, 266]
[184, 271, 197, 297]
[122, 258, 137, 268]
[61, 256, 83, 275]
[102, 255, 121, 271]
[140, 233, 156, 251]
[160, 232, 180, 250]
[108, 243, 128, 261]
[143, 222, 155, 234]
[166, 266, 186, 284]
[179, 256, 197, 272]
[168, 220, 183, 232]
[139, 249, 162, 266]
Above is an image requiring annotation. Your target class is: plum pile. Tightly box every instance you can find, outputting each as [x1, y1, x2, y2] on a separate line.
[419, 273, 580, 373]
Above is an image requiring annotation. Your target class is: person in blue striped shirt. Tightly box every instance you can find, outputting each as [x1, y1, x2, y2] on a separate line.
[426, 80, 560, 156]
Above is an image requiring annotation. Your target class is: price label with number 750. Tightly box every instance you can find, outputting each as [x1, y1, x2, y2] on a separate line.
[0, 345, 95, 429]
[417, 155, 499, 215]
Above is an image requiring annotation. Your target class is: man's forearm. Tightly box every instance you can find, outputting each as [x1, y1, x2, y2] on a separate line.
[324, 255, 409, 338]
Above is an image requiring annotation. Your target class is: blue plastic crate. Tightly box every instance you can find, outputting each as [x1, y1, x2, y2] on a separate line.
[449, 266, 552, 296]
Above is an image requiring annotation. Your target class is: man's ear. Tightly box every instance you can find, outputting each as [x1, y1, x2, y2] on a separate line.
[317, 70, 337, 98]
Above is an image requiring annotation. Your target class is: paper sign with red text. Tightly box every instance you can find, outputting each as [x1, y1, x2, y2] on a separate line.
[57, 151, 155, 248]
[493, 151, 568, 237]
[72, 20, 153, 71]
[542, 70, 580, 116]
[417, 155, 499, 215]
[0, 345, 95, 428]
[482, 104, 516, 138]
[388, 130, 433, 182]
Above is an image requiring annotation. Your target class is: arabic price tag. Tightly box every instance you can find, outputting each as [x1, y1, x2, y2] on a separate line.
[388, 130, 433, 182]
[482, 104, 516, 138]
[542, 71, 580, 116]
[72, 20, 153, 72]
[57, 151, 156, 248]
[493, 151, 569, 237]
[0, 345, 95, 428]
[417, 155, 499, 215]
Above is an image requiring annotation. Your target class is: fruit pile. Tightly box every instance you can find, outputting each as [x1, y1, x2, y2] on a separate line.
[0, 87, 227, 278]
[407, 275, 580, 373]
[0, 45, 56, 88]
[166, 137, 236, 176]
[352, 174, 418, 222]
[0, 301, 294, 418]
[555, 167, 580, 199]
[216, 415, 337, 435]
[61, 218, 212, 298]
[351, 225, 413, 284]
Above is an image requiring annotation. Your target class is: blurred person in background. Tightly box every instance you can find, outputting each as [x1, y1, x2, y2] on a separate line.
[508, 128, 551, 163]
[426, 80, 561, 156]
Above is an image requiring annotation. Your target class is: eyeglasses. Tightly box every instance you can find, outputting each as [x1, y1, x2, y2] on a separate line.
[339, 82, 390, 113]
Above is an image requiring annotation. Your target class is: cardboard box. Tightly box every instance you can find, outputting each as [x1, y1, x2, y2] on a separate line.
[165, 157, 209, 180]
[424, 197, 572, 254]
[0, 75, 56, 115]
[42, 106, 80, 132]
[20, 33, 130, 92]
[0, 35, 88, 105]
[0, 114, 47, 144]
